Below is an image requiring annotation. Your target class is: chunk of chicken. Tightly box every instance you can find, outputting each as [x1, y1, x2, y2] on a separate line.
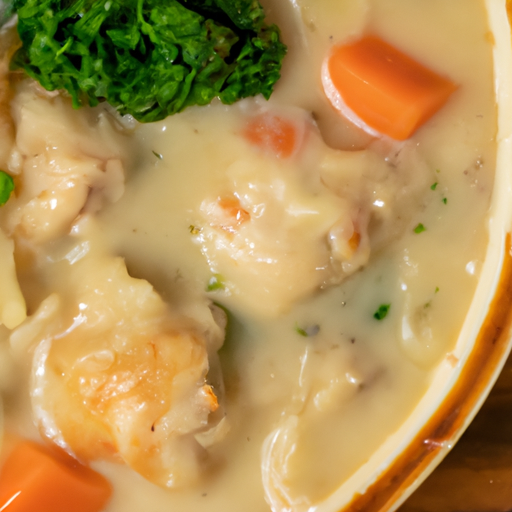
[26, 256, 225, 488]
[196, 156, 352, 315]
[194, 106, 429, 316]
[261, 344, 364, 512]
[2, 82, 127, 245]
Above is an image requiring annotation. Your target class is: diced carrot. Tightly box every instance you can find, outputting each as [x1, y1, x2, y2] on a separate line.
[0, 441, 112, 512]
[214, 196, 250, 232]
[323, 35, 457, 140]
[243, 113, 299, 158]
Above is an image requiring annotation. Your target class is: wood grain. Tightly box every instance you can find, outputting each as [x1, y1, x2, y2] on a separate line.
[400, 355, 512, 512]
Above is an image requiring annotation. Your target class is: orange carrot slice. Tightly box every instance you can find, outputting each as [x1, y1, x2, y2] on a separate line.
[208, 196, 251, 234]
[243, 113, 299, 158]
[0, 441, 112, 512]
[323, 35, 457, 140]
[217, 197, 250, 227]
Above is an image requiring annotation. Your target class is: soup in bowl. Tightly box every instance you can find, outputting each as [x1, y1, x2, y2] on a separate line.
[0, 1, 511, 512]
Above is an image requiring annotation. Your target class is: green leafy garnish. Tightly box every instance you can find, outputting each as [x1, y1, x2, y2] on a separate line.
[0, 171, 14, 205]
[414, 223, 426, 234]
[430, 182, 438, 190]
[11, 0, 287, 122]
[442, 197, 448, 205]
[152, 150, 163, 160]
[206, 273, 225, 292]
[373, 304, 390, 321]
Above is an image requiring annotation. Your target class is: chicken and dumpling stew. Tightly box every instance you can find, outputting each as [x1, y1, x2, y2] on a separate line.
[0, 1, 506, 512]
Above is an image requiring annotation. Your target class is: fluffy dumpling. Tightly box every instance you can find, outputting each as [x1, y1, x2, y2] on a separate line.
[23, 254, 226, 488]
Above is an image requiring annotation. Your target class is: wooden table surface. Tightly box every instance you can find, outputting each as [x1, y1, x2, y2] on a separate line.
[399, 353, 512, 512]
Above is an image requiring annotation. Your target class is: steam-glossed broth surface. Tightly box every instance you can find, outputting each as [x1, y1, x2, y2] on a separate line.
[0, 1, 498, 512]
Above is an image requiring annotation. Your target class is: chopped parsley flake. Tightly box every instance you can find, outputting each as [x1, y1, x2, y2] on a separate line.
[442, 197, 448, 205]
[435, 286, 440, 293]
[414, 223, 426, 234]
[430, 182, 438, 190]
[373, 304, 390, 320]
[152, 151, 163, 160]
[295, 323, 320, 337]
[189, 225, 200, 235]
[0, 171, 14, 206]
[11, 0, 287, 122]
[295, 324, 308, 337]
[206, 274, 225, 292]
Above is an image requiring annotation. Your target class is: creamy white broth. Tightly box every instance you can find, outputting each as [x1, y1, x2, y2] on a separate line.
[0, 0, 498, 511]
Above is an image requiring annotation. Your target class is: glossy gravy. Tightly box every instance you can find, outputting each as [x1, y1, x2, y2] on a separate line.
[0, 0, 498, 511]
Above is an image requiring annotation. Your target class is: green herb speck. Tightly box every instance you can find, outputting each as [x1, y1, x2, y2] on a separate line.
[0, 171, 14, 206]
[295, 323, 320, 337]
[435, 286, 440, 293]
[414, 223, 426, 234]
[430, 182, 438, 190]
[152, 151, 163, 160]
[189, 225, 200, 235]
[442, 197, 448, 205]
[373, 304, 391, 320]
[295, 324, 308, 337]
[206, 274, 225, 292]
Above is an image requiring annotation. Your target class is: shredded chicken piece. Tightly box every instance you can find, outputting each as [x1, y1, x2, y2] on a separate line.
[23, 256, 225, 488]
[3, 83, 127, 245]
[195, 106, 429, 316]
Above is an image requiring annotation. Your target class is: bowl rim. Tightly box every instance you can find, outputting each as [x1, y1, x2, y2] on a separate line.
[315, 1, 512, 511]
